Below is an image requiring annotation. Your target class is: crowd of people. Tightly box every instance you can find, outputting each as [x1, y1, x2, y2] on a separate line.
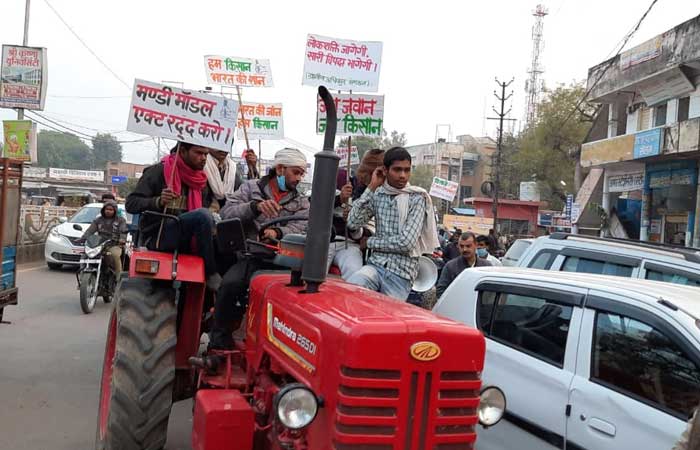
[81, 142, 509, 366]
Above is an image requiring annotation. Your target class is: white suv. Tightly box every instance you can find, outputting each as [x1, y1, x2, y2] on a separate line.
[434, 267, 700, 450]
[512, 233, 700, 287]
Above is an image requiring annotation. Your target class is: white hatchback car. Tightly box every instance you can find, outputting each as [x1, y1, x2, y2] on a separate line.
[45, 203, 131, 269]
[434, 267, 700, 450]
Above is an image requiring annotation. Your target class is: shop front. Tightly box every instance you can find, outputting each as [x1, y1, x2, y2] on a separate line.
[641, 160, 699, 246]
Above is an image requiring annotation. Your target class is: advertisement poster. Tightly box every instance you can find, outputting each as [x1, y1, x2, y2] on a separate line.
[2, 120, 36, 162]
[0, 45, 47, 110]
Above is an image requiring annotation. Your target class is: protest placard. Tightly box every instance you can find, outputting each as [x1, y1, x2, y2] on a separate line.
[317, 93, 383, 137]
[126, 79, 238, 152]
[303, 34, 382, 92]
[237, 102, 284, 140]
[2, 120, 37, 162]
[204, 56, 273, 88]
[429, 177, 459, 202]
[336, 146, 360, 165]
[0, 45, 47, 110]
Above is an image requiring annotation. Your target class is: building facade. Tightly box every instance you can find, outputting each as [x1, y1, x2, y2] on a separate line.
[406, 135, 496, 207]
[580, 14, 700, 247]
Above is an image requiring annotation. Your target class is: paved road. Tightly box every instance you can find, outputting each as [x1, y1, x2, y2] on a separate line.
[0, 263, 191, 450]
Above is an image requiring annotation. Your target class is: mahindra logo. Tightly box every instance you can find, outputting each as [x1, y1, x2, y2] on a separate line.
[410, 342, 441, 362]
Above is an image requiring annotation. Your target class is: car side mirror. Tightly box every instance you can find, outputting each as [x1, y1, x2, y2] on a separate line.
[73, 224, 83, 231]
[59, 217, 68, 224]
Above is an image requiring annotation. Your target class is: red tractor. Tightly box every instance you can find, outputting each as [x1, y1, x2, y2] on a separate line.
[95, 87, 503, 450]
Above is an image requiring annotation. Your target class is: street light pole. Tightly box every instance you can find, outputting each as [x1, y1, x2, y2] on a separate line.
[18, 0, 31, 121]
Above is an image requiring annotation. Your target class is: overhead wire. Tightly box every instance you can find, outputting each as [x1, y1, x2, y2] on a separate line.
[40, 0, 160, 153]
[556, 0, 660, 131]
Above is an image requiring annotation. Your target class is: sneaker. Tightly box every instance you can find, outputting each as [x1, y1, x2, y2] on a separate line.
[206, 273, 223, 291]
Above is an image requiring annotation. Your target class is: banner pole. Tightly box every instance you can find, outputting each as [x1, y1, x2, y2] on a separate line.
[156, 141, 180, 248]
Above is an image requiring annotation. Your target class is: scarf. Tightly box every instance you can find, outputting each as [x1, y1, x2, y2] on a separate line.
[162, 153, 207, 211]
[382, 181, 440, 258]
[204, 154, 237, 200]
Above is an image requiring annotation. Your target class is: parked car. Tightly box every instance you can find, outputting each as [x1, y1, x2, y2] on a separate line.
[511, 233, 700, 286]
[45, 203, 131, 270]
[434, 266, 700, 450]
[501, 238, 533, 266]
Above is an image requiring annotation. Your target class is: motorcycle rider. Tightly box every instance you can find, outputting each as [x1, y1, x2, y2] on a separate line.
[81, 200, 128, 276]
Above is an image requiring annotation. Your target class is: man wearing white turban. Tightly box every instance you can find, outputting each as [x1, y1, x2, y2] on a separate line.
[202, 147, 310, 356]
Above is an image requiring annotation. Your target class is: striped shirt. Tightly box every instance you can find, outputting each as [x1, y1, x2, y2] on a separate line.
[347, 186, 427, 281]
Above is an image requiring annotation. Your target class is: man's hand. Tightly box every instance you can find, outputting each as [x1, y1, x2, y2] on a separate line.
[245, 149, 257, 165]
[339, 183, 353, 204]
[359, 235, 369, 251]
[261, 228, 278, 241]
[257, 199, 281, 218]
[368, 167, 386, 191]
[159, 188, 178, 207]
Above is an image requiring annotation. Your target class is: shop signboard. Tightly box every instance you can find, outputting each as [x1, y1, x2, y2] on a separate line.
[633, 128, 662, 159]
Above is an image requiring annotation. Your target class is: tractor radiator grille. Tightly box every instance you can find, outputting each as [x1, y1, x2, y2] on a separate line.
[333, 367, 480, 450]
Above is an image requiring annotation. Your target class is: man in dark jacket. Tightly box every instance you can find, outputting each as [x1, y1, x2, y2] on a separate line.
[125, 142, 221, 290]
[442, 228, 462, 262]
[82, 200, 128, 275]
[436, 232, 491, 298]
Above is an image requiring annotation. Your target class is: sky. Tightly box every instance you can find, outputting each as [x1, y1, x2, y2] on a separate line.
[0, 0, 697, 166]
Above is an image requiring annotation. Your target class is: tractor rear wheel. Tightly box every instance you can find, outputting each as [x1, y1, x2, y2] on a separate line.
[95, 278, 176, 450]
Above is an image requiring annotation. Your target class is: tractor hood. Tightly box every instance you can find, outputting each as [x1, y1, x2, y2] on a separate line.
[246, 272, 485, 449]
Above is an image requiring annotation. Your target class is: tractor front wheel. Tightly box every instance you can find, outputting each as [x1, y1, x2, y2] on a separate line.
[95, 278, 176, 450]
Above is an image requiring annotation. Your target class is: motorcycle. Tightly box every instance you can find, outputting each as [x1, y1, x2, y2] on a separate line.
[75, 229, 120, 314]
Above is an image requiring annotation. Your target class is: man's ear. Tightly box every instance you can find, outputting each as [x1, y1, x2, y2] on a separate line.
[275, 165, 285, 176]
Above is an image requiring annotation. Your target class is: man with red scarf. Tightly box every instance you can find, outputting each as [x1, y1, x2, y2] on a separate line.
[125, 142, 221, 290]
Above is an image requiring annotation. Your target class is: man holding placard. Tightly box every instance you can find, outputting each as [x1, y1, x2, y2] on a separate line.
[126, 142, 222, 291]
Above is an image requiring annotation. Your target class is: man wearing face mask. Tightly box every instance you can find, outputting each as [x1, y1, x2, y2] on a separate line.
[436, 232, 492, 298]
[476, 235, 502, 266]
[203, 148, 310, 356]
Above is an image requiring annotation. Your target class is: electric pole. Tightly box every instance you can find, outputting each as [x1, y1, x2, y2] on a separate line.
[487, 78, 516, 235]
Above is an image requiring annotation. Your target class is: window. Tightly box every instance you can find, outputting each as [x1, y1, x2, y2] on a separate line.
[646, 269, 700, 287]
[462, 160, 476, 176]
[478, 292, 572, 366]
[562, 256, 634, 278]
[654, 103, 668, 127]
[592, 312, 700, 418]
[678, 97, 690, 123]
[460, 185, 472, 199]
[528, 250, 557, 270]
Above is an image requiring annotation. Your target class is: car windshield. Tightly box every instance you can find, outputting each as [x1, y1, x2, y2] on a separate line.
[70, 206, 101, 224]
[503, 240, 531, 266]
[69, 205, 130, 224]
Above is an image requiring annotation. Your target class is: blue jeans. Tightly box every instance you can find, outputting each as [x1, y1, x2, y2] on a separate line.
[156, 208, 216, 276]
[346, 263, 412, 301]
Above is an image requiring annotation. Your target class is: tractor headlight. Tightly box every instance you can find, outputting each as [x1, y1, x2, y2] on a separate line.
[478, 386, 506, 428]
[275, 384, 319, 430]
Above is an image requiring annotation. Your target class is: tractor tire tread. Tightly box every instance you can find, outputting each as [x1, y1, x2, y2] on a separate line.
[97, 278, 176, 450]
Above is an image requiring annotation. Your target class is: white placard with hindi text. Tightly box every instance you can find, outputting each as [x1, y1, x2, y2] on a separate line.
[303, 34, 382, 92]
[126, 79, 239, 152]
[237, 102, 284, 140]
[336, 146, 360, 165]
[317, 93, 384, 137]
[204, 55, 274, 88]
[429, 177, 458, 202]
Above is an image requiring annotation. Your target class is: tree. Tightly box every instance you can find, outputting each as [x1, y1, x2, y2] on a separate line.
[92, 133, 122, 169]
[338, 129, 407, 159]
[117, 177, 139, 198]
[37, 130, 92, 169]
[503, 83, 595, 209]
[411, 165, 434, 191]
